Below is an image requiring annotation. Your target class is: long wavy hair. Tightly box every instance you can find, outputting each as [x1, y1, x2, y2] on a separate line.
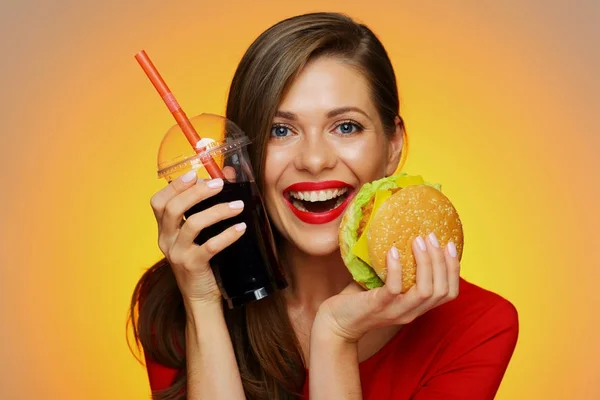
[128, 11, 406, 400]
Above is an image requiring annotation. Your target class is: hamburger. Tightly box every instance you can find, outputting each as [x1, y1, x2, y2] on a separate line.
[338, 173, 464, 292]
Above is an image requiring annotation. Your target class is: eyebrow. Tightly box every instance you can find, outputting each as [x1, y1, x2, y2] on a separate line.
[274, 106, 371, 121]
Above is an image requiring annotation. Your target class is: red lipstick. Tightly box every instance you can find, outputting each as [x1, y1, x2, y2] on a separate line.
[283, 180, 354, 225]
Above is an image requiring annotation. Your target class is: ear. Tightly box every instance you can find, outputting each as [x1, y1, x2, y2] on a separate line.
[385, 115, 405, 176]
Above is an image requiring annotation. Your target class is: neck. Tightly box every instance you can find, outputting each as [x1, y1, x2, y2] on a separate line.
[279, 239, 403, 365]
[281, 241, 353, 314]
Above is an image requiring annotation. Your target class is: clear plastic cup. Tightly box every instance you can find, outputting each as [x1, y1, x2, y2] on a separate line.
[157, 114, 288, 308]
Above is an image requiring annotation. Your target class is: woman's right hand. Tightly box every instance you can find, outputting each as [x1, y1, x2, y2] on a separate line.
[150, 169, 247, 307]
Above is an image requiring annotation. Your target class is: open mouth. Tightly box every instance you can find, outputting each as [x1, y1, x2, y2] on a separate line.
[287, 187, 350, 213]
[283, 181, 355, 224]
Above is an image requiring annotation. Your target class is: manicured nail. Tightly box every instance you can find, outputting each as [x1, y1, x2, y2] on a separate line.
[448, 242, 457, 258]
[390, 246, 399, 259]
[196, 178, 205, 184]
[229, 200, 244, 209]
[428, 232, 439, 248]
[416, 236, 427, 252]
[181, 170, 197, 183]
[207, 178, 224, 188]
[235, 222, 247, 232]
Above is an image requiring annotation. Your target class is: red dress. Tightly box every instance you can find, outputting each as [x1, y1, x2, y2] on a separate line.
[144, 278, 519, 399]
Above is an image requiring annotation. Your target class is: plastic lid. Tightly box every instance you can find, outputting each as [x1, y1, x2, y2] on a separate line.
[156, 113, 250, 181]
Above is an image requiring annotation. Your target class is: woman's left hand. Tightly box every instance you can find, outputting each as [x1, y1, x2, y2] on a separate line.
[315, 233, 461, 342]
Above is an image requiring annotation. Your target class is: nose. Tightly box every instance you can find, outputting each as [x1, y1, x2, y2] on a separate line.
[293, 132, 337, 176]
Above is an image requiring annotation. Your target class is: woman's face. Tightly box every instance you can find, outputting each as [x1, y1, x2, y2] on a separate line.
[263, 56, 403, 256]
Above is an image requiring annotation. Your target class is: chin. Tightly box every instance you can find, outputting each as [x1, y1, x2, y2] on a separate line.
[290, 229, 341, 256]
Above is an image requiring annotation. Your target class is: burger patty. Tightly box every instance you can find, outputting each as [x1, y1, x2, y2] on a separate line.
[357, 187, 403, 237]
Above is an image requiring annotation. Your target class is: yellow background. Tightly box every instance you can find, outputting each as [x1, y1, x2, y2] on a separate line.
[1, 0, 598, 399]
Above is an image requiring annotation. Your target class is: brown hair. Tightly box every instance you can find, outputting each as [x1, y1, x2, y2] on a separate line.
[128, 11, 406, 400]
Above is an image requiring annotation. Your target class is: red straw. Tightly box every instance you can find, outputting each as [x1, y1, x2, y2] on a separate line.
[134, 50, 225, 179]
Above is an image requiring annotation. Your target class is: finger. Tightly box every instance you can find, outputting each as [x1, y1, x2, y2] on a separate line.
[384, 236, 433, 316]
[395, 294, 437, 325]
[223, 166, 237, 182]
[382, 238, 432, 319]
[161, 178, 225, 239]
[394, 240, 461, 323]
[413, 235, 433, 301]
[195, 221, 247, 263]
[385, 246, 403, 295]
[366, 285, 397, 314]
[426, 232, 449, 304]
[175, 200, 245, 249]
[150, 169, 200, 226]
[369, 247, 403, 311]
[444, 241, 461, 300]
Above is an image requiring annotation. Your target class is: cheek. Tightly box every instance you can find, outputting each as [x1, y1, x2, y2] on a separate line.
[263, 145, 291, 185]
[339, 136, 388, 180]
[262, 145, 292, 220]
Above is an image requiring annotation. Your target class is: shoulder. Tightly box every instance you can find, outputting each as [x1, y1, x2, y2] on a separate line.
[377, 279, 519, 399]
[357, 279, 519, 399]
[393, 277, 519, 356]
[410, 277, 519, 356]
[455, 277, 519, 331]
[426, 277, 517, 327]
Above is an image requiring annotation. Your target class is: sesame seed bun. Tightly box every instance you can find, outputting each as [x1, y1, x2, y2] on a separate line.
[366, 185, 464, 292]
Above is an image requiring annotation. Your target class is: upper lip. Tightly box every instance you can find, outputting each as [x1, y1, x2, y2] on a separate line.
[284, 180, 353, 194]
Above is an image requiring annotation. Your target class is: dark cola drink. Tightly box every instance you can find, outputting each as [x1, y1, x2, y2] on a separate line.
[184, 180, 287, 308]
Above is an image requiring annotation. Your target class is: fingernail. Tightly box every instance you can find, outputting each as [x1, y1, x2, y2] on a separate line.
[448, 242, 457, 258]
[207, 178, 224, 188]
[416, 236, 427, 252]
[181, 170, 197, 183]
[428, 232, 439, 248]
[235, 222, 247, 232]
[390, 246, 399, 259]
[196, 178, 205, 184]
[229, 200, 244, 209]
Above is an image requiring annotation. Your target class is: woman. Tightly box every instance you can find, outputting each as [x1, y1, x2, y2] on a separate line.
[129, 12, 519, 400]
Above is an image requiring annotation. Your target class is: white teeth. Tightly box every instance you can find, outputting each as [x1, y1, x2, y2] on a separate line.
[289, 187, 348, 202]
[292, 192, 347, 212]
[292, 199, 309, 211]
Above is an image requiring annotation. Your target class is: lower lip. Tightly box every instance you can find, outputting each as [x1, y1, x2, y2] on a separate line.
[283, 191, 355, 225]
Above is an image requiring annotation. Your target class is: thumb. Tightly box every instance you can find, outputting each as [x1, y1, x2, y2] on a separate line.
[365, 246, 404, 310]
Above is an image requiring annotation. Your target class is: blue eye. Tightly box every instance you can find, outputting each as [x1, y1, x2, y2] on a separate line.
[335, 121, 362, 135]
[271, 125, 291, 138]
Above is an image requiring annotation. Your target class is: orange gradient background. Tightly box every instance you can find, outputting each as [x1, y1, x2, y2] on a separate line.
[1, 0, 599, 399]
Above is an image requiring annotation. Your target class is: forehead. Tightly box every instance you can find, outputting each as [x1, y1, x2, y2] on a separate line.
[278, 56, 375, 117]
